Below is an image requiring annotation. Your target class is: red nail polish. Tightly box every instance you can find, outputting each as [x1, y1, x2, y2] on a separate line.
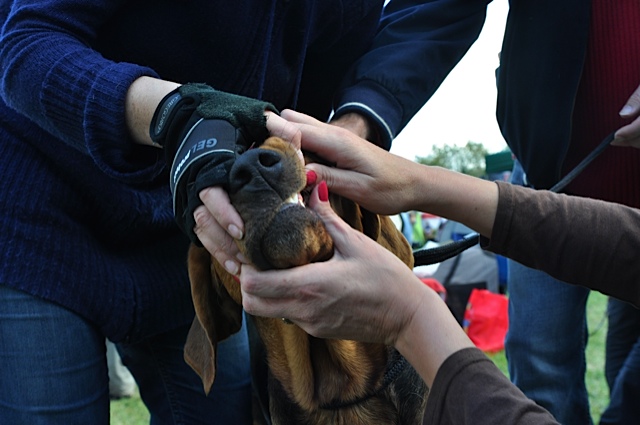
[318, 181, 329, 202]
[306, 170, 317, 186]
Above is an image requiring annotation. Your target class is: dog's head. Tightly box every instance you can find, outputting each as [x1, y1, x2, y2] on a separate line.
[184, 136, 413, 394]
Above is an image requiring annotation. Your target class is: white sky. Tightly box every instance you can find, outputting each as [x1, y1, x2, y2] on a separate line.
[390, 0, 510, 161]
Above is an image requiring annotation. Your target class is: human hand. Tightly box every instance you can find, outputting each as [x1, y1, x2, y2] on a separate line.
[612, 83, 640, 148]
[192, 187, 244, 275]
[266, 109, 421, 216]
[238, 182, 427, 346]
[149, 83, 278, 244]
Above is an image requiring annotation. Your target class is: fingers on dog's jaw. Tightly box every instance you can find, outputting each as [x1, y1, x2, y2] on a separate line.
[224, 259, 240, 275]
[207, 239, 240, 276]
[192, 205, 240, 270]
[199, 187, 244, 236]
[199, 186, 227, 212]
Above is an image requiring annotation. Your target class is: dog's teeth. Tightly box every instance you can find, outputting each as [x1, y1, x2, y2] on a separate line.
[285, 193, 298, 205]
[284, 193, 305, 207]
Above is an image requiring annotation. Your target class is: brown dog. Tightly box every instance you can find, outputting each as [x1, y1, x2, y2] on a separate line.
[184, 137, 428, 424]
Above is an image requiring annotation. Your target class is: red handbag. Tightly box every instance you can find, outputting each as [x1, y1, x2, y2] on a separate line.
[463, 289, 509, 353]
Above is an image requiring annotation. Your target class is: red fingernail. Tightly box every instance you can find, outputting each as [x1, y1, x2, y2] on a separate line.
[306, 170, 317, 186]
[318, 181, 328, 202]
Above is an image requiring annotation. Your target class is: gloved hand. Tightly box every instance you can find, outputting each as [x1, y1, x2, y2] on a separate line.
[150, 83, 278, 244]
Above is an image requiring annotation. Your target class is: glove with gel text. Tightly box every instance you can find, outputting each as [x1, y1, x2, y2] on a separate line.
[149, 83, 278, 244]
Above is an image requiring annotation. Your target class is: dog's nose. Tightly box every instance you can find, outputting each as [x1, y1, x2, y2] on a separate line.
[229, 148, 283, 194]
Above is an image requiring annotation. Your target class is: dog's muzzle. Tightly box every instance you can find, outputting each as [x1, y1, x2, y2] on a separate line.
[227, 138, 334, 270]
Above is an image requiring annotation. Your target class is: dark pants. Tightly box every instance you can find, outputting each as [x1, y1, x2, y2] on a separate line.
[0, 284, 253, 425]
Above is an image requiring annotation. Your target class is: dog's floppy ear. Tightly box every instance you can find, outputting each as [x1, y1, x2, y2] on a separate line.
[360, 206, 415, 268]
[331, 195, 414, 269]
[330, 195, 381, 240]
[359, 207, 381, 242]
[184, 245, 243, 394]
[377, 213, 414, 269]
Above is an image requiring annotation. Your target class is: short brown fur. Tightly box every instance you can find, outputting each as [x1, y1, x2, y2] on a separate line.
[184, 137, 428, 424]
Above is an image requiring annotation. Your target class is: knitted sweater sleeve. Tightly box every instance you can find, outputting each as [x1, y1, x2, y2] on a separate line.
[332, 0, 491, 149]
[482, 181, 640, 307]
[0, 0, 162, 183]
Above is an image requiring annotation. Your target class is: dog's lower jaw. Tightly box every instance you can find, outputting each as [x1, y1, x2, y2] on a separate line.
[261, 206, 334, 269]
[240, 204, 334, 270]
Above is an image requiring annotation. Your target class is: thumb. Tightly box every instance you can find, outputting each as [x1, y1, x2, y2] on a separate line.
[307, 181, 359, 252]
[620, 84, 640, 118]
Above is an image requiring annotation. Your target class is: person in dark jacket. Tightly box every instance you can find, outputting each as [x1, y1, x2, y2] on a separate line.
[0, 1, 387, 423]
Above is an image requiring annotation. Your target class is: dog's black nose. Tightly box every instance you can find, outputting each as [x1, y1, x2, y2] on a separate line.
[229, 148, 283, 195]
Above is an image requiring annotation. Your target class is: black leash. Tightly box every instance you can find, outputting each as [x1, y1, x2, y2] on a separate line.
[413, 232, 479, 267]
[412, 131, 615, 267]
[549, 131, 615, 193]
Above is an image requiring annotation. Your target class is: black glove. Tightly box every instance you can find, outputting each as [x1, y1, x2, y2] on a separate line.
[150, 83, 278, 244]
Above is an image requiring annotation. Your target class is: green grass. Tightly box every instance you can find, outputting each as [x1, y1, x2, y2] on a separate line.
[110, 291, 610, 423]
[585, 290, 610, 421]
[110, 389, 149, 425]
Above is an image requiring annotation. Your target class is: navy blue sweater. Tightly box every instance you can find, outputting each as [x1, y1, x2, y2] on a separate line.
[0, 0, 382, 342]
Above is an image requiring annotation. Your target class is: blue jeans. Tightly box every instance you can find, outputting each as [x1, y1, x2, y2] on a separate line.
[0, 285, 253, 425]
[599, 298, 640, 425]
[506, 261, 592, 424]
[506, 160, 592, 424]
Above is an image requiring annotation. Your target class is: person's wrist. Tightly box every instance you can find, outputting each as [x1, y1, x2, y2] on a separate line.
[397, 160, 428, 212]
[393, 283, 430, 348]
[393, 284, 465, 386]
[330, 112, 380, 145]
[126, 76, 180, 146]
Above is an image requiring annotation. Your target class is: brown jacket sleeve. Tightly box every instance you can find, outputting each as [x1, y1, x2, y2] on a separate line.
[424, 348, 559, 424]
[482, 181, 640, 307]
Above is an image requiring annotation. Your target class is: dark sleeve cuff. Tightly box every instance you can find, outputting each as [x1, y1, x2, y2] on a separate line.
[333, 80, 402, 151]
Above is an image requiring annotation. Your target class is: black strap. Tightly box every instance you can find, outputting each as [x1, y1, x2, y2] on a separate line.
[549, 130, 615, 193]
[412, 131, 614, 267]
[413, 233, 479, 267]
[441, 251, 463, 288]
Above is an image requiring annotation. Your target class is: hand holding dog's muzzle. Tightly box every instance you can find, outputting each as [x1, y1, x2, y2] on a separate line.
[149, 83, 278, 244]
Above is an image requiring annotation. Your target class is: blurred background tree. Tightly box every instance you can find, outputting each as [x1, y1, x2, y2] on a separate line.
[416, 141, 488, 177]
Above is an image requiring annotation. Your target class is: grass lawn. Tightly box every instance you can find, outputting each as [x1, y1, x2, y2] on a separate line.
[111, 290, 610, 424]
